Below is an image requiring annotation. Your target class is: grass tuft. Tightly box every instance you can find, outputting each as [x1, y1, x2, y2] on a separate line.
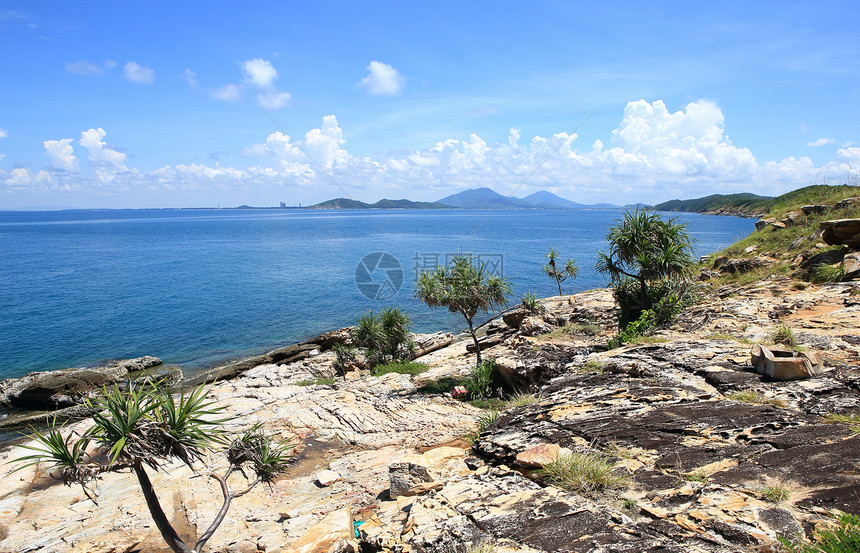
[296, 376, 336, 387]
[770, 323, 797, 348]
[535, 448, 626, 494]
[727, 389, 787, 408]
[821, 410, 860, 433]
[810, 263, 846, 284]
[762, 483, 790, 504]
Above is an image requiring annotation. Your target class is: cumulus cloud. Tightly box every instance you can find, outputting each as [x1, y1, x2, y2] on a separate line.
[184, 69, 198, 87]
[210, 83, 243, 102]
[44, 138, 78, 171]
[808, 137, 834, 147]
[210, 58, 290, 109]
[66, 60, 103, 75]
[242, 58, 278, 88]
[123, 61, 154, 84]
[6, 100, 859, 204]
[79, 128, 126, 169]
[359, 61, 405, 96]
[0, 128, 6, 138]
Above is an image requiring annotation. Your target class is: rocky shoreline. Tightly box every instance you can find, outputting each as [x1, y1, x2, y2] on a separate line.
[1, 279, 859, 552]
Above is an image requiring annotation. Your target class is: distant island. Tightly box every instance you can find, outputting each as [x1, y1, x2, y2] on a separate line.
[308, 187, 629, 210]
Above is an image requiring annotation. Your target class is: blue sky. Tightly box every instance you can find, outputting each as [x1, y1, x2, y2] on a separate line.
[0, 1, 858, 209]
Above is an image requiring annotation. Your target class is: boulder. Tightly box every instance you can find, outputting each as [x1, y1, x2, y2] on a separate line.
[316, 470, 341, 487]
[802, 204, 829, 215]
[755, 218, 776, 231]
[289, 508, 355, 553]
[501, 308, 529, 329]
[718, 257, 767, 275]
[389, 447, 469, 497]
[111, 356, 162, 373]
[799, 246, 848, 270]
[844, 252, 860, 279]
[820, 219, 860, 249]
[0, 364, 136, 410]
[779, 210, 804, 227]
[515, 443, 560, 468]
[411, 332, 454, 358]
[835, 197, 859, 210]
[750, 344, 823, 380]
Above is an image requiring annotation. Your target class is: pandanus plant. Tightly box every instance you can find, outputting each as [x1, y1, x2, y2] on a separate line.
[12, 381, 293, 553]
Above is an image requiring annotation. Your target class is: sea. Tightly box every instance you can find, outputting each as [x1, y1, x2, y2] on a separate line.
[0, 208, 755, 381]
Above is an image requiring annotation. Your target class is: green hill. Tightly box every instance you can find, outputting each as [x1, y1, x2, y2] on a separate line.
[653, 193, 772, 216]
[309, 197, 452, 209]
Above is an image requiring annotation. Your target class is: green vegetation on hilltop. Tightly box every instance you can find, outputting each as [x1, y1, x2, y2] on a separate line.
[654, 193, 772, 216]
[704, 183, 860, 286]
[654, 184, 860, 218]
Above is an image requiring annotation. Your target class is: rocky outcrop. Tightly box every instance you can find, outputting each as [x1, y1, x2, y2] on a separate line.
[820, 218, 860, 249]
[2, 280, 859, 553]
[0, 356, 162, 410]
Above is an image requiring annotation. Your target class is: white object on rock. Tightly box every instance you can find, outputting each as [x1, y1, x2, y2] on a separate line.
[316, 469, 341, 487]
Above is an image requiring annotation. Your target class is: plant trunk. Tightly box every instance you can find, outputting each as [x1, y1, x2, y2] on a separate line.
[467, 318, 482, 366]
[556, 278, 563, 297]
[133, 462, 193, 553]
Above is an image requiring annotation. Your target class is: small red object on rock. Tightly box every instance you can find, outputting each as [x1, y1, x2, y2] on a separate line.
[451, 386, 468, 399]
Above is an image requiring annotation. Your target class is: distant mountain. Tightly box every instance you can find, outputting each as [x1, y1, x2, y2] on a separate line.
[309, 198, 450, 209]
[652, 193, 773, 217]
[436, 187, 533, 209]
[437, 187, 622, 209]
[520, 191, 587, 209]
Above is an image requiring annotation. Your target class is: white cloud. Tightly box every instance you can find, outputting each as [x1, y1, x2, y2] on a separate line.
[0, 128, 6, 139]
[123, 61, 154, 84]
[184, 69, 198, 87]
[210, 83, 243, 102]
[44, 138, 78, 171]
[359, 61, 405, 96]
[66, 60, 103, 75]
[7, 100, 859, 204]
[242, 58, 278, 88]
[808, 137, 834, 147]
[79, 128, 126, 168]
[257, 90, 291, 109]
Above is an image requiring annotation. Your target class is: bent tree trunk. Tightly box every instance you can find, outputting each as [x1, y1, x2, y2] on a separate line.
[556, 278, 563, 297]
[467, 318, 482, 366]
[133, 461, 193, 553]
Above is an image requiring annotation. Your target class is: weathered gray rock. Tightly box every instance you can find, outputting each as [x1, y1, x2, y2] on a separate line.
[801, 204, 829, 215]
[844, 251, 860, 279]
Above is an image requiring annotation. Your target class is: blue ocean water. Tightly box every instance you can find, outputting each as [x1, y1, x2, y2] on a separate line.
[0, 208, 754, 380]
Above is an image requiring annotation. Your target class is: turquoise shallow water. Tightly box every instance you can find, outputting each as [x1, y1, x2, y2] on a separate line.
[0, 208, 754, 380]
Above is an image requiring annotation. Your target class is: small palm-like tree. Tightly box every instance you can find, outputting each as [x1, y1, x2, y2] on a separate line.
[12, 381, 293, 553]
[414, 253, 511, 365]
[353, 306, 414, 367]
[543, 247, 579, 297]
[595, 208, 694, 327]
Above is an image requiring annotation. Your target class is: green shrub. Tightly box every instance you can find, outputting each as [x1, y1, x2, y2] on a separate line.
[354, 306, 414, 368]
[464, 359, 498, 399]
[520, 291, 544, 313]
[779, 512, 860, 553]
[811, 263, 846, 284]
[770, 323, 798, 348]
[371, 360, 428, 377]
[607, 309, 657, 348]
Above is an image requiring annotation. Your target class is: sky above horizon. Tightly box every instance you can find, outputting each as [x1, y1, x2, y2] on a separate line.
[1, 2, 858, 209]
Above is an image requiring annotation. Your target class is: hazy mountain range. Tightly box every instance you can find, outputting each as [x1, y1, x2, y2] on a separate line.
[310, 187, 623, 210]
